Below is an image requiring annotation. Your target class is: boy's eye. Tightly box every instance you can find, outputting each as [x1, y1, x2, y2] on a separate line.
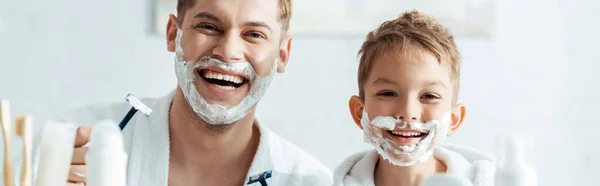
[420, 93, 440, 100]
[377, 91, 398, 97]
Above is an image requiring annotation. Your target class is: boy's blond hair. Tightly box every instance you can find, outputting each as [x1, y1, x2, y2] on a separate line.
[357, 10, 461, 102]
[176, 0, 292, 32]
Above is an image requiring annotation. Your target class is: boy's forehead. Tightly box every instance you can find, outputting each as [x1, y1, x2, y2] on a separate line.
[368, 47, 452, 86]
[376, 45, 439, 66]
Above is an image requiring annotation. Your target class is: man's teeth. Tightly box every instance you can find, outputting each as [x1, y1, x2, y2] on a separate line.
[391, 131, 423, 137]
[203, 70, 244, 84]
[215, 85, 235, 90]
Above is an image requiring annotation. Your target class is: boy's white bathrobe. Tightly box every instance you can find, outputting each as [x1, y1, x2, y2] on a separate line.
[21, 90, 333, 186]
[333, 143, 496, 186]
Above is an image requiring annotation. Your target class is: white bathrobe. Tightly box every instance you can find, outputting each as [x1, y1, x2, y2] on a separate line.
[332, 143, 496, 186]
[18, 90, 333, 186]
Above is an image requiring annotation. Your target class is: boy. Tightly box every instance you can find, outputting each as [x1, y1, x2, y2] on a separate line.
[333, 10, 495, 186]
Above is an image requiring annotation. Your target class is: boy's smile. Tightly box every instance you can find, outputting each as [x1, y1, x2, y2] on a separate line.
[384, 128, 429, 146]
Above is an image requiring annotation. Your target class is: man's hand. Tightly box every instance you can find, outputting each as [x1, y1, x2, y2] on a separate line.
[67, 126, 91, 185]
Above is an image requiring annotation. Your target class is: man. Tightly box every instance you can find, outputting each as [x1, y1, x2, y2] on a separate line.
[17, 0, 333, 185]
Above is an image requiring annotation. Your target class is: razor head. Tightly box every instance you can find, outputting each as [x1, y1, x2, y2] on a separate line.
[125, 93, 152, 116]
[247, 170, 272, 185]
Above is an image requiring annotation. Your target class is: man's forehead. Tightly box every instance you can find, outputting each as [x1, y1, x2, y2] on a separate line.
[186, 0, 280, 24]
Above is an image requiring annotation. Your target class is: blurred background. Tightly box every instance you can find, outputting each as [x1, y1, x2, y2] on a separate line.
[1, 0, 599, 185]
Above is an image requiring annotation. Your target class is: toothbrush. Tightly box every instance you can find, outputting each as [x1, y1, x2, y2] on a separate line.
[15, 115, 32, 186]
[1, 100, 15, 186]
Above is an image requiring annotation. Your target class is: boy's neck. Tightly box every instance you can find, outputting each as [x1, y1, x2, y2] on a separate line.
[374, 156, 447, 186]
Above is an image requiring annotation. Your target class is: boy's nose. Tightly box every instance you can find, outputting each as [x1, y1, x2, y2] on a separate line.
[395, 102, 419, 121]
[397, 115, 418, 121]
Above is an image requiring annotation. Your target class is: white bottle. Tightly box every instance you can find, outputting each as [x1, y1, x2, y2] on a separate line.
[421, 173, 474, 186]
[86, 120, 128, 186]
[35, 122, 76, 186]
[495, 136, 538, 186]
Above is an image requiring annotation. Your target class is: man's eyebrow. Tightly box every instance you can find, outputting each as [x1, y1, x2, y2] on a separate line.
[244, 21, 273, 33]
[192, 12, 272, 33]
[193, 12, 221, 23]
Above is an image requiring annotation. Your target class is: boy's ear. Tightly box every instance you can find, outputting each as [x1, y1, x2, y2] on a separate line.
[447, 104, 466, 136]
[349, 95, 365, 130]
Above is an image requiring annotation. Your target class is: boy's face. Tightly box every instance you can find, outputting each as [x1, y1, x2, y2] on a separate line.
[349, 48, 466, 166]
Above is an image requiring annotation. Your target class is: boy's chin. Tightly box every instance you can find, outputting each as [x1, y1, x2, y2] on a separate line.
[379, 151, 437, 167]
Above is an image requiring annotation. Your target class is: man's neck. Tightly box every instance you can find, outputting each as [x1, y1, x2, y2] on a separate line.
[168, 91, 260, 173]
[374, 155, 447, 186]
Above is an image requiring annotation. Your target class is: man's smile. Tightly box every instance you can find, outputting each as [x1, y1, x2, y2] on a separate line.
[199, 68, 249, 90]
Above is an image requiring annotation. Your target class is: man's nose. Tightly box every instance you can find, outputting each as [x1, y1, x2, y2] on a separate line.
[212, 33, 245, 62]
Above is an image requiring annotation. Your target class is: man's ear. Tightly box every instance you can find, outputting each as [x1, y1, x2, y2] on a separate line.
[276, 36, 292, 73]
[447, 104, 466, 136]
[349, 95, 365, 130]
[166, 14, 179, 52]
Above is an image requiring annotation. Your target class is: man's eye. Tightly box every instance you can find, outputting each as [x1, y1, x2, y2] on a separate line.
[196, 24, 219, 32]
[245, 32, 265, 39]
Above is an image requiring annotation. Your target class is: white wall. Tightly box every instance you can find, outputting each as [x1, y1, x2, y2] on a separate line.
[1, 0, 599, 185]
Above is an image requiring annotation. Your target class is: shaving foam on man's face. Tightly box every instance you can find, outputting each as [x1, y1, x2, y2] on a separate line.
[173, 29, 278, 125]
[361, 109, 451, 166]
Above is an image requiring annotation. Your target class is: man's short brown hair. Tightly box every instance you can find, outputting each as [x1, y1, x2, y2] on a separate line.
[176, 0, 292, 32]
[357, 10, 462, 102]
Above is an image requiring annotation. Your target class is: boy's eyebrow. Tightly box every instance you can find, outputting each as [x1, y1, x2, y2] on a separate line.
[421, 80, 447, 88]
[373, 77, 398, 85]
[373, 77, 448, 88]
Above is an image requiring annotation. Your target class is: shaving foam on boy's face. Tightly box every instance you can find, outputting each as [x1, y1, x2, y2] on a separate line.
[173, 29, 278, 125]
[361, 108, 452, 166]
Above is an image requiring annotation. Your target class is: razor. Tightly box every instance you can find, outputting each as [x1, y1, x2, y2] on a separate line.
[247, 170, 272, 186]
[118, 93, 153, 130]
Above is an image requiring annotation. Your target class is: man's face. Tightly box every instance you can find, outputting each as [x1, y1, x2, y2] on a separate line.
[167, 0, 291, 108]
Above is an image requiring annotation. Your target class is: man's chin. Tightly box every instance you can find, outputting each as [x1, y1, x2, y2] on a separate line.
[195, 91, 247, 109]
[203, 122, 234, 134]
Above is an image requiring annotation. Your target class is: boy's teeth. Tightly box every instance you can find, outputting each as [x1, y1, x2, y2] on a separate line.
[392, 131, 422, 137]
[203, 70, 244, 84]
